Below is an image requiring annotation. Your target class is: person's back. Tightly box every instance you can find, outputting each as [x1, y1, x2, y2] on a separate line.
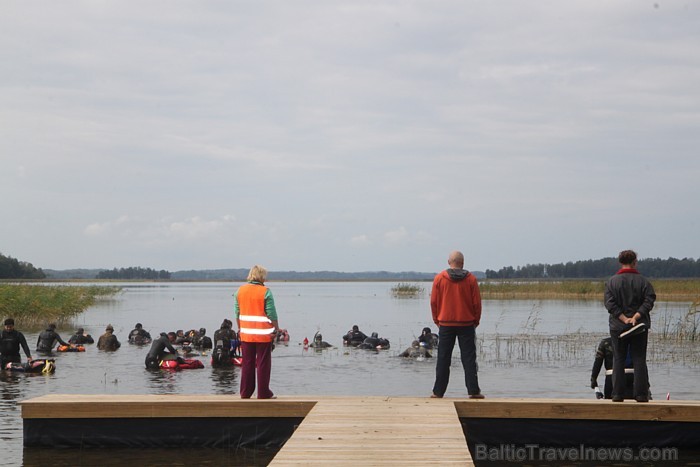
[129, 323, 152, 343]
[36, 324, 68, 352]
[69, 328, 94, 345]
[97, 325, 120, 351]
[343, 325, 367, 346]
[145, 332, 178, 369]
[430, 250, 484, 399]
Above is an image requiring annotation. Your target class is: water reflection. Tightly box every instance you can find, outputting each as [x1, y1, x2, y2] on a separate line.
[146, 369, 180, 394]
[210, 367, 239, 395]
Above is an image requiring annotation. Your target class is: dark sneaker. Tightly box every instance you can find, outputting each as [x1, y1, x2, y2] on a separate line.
[612, 396, 624, 402]
[635, 396, 649, 403]
[469, 394, 485, 399]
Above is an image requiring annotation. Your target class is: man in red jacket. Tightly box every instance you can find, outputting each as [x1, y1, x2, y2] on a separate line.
[430, 250, 484, 399]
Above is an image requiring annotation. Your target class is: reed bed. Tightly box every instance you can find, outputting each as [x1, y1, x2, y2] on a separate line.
[391, 282, 425, 298]
[0, 284, 121, 328]
[479, 279, 700, 301]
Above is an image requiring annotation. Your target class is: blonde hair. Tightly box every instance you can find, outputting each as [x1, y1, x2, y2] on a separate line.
[247, 265, 268, 283]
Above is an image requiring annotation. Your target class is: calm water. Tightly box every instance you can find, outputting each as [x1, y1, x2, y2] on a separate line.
[1, 282, 698, 466]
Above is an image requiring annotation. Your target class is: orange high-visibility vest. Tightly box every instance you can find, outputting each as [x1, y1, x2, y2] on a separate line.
[237, 283, 275, 343]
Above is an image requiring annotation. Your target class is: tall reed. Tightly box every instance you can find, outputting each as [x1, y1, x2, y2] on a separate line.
[0, 284, 121, 328]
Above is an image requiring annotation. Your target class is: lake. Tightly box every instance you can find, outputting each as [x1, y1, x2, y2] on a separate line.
[2, 282, 698, 466]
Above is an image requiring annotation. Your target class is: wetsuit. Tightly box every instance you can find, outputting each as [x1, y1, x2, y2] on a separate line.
[358, 335, 380, 349]
[128, 328, 152, 344]
[418, 331, 438, 349]
[1, 329, 32, 368]
[36, 329, 69, 352]
[591, 337, 636, 399]
[69, 333, 94, 345]
[193, 333, 213, 350]
[145, 333, 178, 369]
[343, 330, 367, 346]
[212, 328, 236, 366]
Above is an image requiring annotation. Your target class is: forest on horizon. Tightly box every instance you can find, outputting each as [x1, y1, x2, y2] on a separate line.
[2, 252, 700, 280]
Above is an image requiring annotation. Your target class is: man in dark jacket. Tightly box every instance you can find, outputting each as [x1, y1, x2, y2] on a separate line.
[145, 332, 179, 369]
[604, 249, 656, 402]
[430, 250, 484, 399]
[36, 323, 70, 353]
[1, 318, 32, 368]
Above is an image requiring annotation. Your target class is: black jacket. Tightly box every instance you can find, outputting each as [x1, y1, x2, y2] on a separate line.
[604, 269, 656, 332]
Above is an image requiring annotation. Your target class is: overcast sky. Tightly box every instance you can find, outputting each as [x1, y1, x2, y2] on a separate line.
[1, 1, 698, 274]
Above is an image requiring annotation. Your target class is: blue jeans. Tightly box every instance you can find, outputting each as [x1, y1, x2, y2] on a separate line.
[433, 325, 480, 397]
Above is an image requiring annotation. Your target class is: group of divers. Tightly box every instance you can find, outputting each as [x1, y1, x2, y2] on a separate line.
[2, 319, 441, 374]
[4, 320, 635, 400]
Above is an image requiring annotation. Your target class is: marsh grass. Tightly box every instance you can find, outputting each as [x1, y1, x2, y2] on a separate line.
[391, 282, 424, 298]
[0, 284, 121, 328]
[658, 300, 700, 342]
[479, 331, 700, 367]
[479, 279, 700, 301]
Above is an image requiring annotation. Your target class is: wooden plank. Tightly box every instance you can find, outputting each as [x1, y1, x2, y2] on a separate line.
[21, 394, 316, 419]
[454, 398, 700, 422]
[270, 397, 473, 466]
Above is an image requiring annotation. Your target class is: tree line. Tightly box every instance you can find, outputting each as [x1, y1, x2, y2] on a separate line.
[0, 253, 46, 279]
[485, 257, 700, 279]
[96, 267, 171, 280]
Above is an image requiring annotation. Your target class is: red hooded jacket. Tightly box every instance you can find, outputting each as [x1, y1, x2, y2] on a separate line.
[430, 269, 482, 327]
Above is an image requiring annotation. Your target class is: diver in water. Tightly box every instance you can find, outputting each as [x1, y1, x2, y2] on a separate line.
[418, 327, 438, 349]
[192, 328, 213, 350]
[69, 328, 94, 345]
[399, 340, 432, 359]
[36, 323, 71, 353]
[145, 332, 180, 369]
[343, 325, 368, 346]
[357, 332, 390, 350]
[309, 332, 332, 349]
[128, 323, 152, 345]
[1, 318, 32, 369]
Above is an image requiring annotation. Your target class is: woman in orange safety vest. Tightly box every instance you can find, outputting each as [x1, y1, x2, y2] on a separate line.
[234, 265, 279, 399]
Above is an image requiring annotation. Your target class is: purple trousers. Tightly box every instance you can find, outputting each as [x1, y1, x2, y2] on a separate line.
[240, 341, 274, 399]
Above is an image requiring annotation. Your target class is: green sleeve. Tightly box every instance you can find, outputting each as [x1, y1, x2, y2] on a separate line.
[265, 289, 278, 321]
[233, 290, 240, 318]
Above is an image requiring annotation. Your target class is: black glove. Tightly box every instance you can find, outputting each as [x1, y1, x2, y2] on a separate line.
[590, 378, 597, 389]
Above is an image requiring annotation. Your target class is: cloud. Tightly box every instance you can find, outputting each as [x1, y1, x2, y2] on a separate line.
[383, 226, 409, 245]
[350, 234, 371, 247]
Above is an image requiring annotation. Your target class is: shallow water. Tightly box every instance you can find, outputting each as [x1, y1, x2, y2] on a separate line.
[1, 282, 698, 466]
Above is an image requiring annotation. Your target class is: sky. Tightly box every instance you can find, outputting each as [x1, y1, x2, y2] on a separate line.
[1, 1, 699, 274]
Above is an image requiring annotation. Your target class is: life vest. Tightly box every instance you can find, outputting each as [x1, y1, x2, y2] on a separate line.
[237, 283, 275, 343]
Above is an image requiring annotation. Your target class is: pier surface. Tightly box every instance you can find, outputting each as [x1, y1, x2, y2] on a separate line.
[22, 395, 700, 465]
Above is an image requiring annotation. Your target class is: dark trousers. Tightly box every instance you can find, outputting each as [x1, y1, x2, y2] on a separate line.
[610, 329, 649, 400]
[433, 325, 480, 397]
[240, 341, 273, 399]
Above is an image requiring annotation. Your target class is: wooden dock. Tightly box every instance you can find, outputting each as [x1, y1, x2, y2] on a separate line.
[268, 397, 472, 465]
[21, 395, 700, 465]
